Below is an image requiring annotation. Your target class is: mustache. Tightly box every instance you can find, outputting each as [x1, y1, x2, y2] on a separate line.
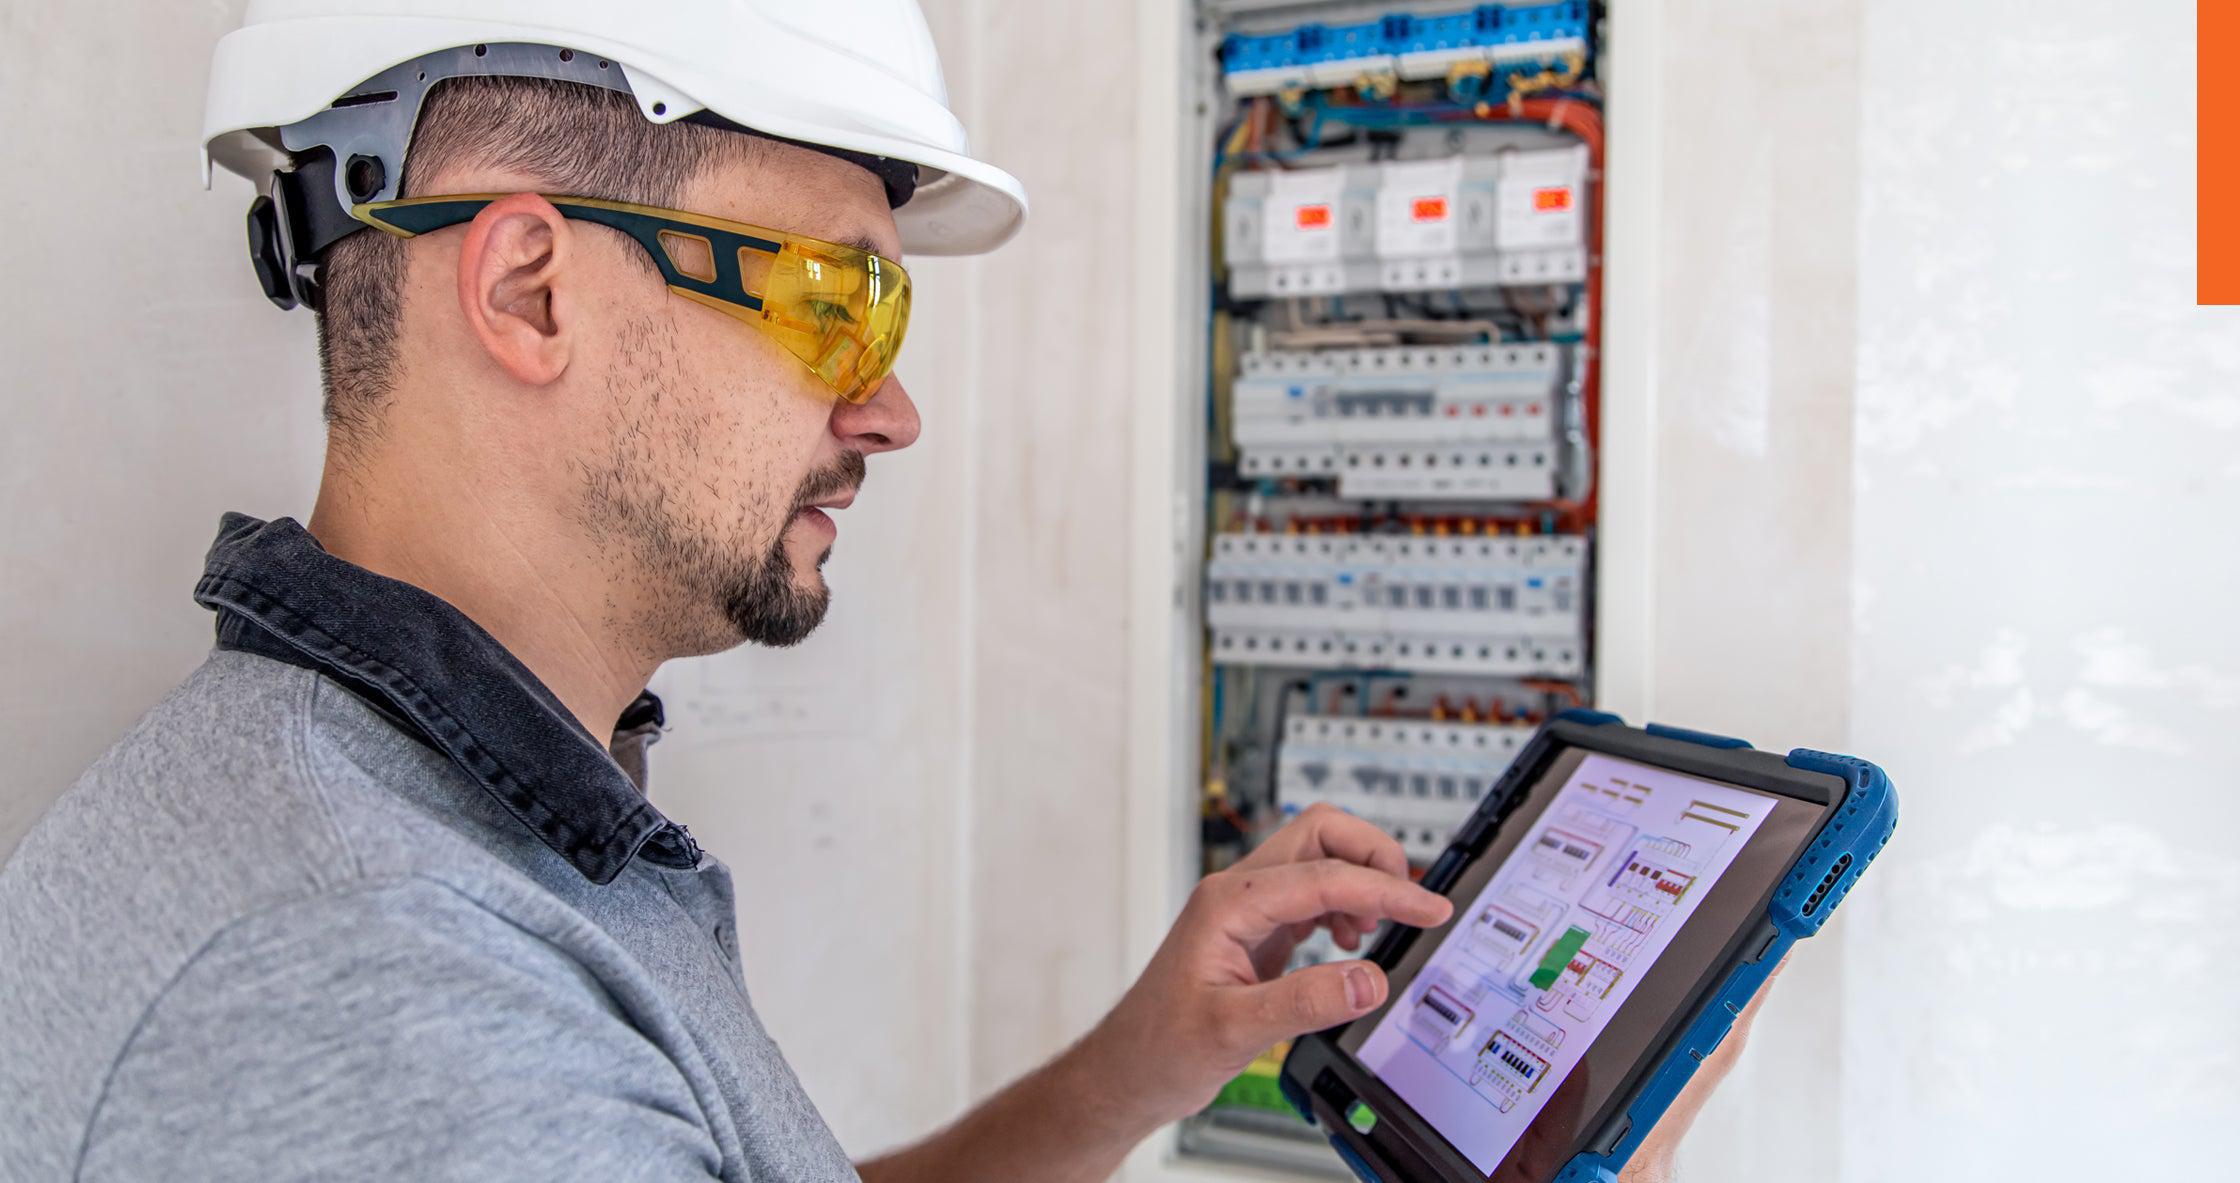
[790, 451, 867, 513]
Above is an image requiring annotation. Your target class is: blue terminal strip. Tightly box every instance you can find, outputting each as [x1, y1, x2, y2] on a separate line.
[1221, 3, 1591, 97]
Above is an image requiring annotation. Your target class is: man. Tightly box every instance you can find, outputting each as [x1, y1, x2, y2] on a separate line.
[0, 3, 1762, 1179]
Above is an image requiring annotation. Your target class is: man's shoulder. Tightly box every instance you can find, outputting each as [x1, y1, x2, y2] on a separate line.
[1, 647, 571, 968]
[17, 647, 414, 890]
[0, 650, 619, 1179]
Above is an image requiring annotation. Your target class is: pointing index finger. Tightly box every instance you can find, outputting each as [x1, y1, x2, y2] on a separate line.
[1237, 803, 1412, 881]
[1211, 859, 1453, 947]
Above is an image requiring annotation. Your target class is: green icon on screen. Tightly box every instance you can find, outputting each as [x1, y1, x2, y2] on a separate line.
[1530, 925, 1591, 990]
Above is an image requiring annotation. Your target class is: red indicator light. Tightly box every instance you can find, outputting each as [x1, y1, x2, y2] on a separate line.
[1295, 204, 1332, 229]
[1533, 186, 1572, 212]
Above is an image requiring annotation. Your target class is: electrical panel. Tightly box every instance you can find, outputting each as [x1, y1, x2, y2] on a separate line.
[1182, 1, 1606, 1171]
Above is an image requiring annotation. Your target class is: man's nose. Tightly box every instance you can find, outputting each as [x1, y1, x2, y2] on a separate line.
[831, 372, 921, 454]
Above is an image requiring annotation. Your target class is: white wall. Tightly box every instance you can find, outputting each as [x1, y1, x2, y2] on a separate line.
[1601, 2, 1862, 1179]
[1843, 0, 2240, 1175]
[1599, 0, 2240, 1176]
[0, 1, 326, 854]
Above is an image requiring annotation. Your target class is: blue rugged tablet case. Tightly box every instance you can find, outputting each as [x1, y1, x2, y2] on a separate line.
[1279, 709, 1899, 1183]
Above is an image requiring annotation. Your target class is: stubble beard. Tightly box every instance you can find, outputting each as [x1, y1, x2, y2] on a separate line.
[583, 313, 865, 656]
[718, 450, 864, 648]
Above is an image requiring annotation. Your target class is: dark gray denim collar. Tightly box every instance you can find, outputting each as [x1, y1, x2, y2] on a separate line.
[193, 512, 698, 884]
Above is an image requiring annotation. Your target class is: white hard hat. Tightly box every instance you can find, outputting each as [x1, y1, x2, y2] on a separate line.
[204, 0, 1027, 307]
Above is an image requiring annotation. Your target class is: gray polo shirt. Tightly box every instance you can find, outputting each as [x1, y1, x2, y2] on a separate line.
[0, 514, 859, 1181]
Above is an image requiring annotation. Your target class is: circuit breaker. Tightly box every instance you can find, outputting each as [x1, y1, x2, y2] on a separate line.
[1232, 344, 1567, 499]
[1228, 148, 1589, 299]
[1375, 156, 1503, 290]
[1204, 531, 1586, 677]
[1224, 165, 1381, 298]
[1495, 143, 1589, 283]
[1274, 714, 1537, 863]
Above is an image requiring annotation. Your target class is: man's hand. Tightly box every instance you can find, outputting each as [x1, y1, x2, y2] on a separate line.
[1079, 803, 1453, 1131]
[1613, 956, 1788, 1183]
[859, 809, 1778, 1183]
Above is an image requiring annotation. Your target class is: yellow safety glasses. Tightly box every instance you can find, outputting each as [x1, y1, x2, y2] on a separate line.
[353, 194, 911, 403]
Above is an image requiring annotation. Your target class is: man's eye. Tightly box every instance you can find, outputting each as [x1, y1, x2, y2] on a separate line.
[806, 299, 857, 328]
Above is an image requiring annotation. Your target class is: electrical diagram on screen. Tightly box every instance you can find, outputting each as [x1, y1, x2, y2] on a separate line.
[1382, 755, 1775, 1119]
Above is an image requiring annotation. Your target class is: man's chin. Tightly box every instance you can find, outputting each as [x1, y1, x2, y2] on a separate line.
[719, 535, 835, 650]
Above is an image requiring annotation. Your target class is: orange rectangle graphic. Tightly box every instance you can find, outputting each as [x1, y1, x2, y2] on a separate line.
[2204, 0, 2240, 303]
[1294, 203, 1332, 229]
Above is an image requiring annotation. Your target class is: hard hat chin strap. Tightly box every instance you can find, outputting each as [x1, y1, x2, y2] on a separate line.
[245, 41, 917, 313]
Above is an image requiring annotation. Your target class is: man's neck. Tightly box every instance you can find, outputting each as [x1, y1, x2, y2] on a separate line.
[305, 459, 656, 748]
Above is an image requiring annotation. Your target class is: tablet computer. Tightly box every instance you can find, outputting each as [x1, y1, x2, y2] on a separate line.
[1278, 709, 1897, 1183]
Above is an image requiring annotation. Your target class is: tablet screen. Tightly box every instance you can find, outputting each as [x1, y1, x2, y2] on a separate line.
[1339, 746, 1825, 1177]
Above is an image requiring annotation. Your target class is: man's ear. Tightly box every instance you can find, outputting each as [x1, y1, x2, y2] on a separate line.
[455, 192, 573, 386]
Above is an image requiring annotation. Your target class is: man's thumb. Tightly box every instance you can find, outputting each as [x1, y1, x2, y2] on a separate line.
[1242, 960, 1389, 1043]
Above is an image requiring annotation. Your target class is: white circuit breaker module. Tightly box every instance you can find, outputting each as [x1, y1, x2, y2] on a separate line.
[1224, 165, 1381, 298]
[1375, 156, 1503, 290]
[1275, 714, 1537, 863]
[1205, 531, 1586, 677]
[1493, 143, 1589, 283]
[1232, 343, 1567, 500]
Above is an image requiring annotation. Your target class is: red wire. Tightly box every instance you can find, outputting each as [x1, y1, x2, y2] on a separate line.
[1452, 98, 1605, 532]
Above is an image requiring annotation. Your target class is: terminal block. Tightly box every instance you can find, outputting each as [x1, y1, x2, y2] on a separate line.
[1220, 3, 1593, 99]
[1205, 531, 1587, 677]
[1224, 165, 1381, 298]
[1232, 344, 1566, 496]
[1274, 713, 1538, 862]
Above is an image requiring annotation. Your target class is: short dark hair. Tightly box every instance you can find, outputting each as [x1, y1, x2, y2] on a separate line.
[316, 76, 764, 447]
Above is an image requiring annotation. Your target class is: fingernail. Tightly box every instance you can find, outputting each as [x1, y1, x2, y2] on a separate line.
[1345, 965, 1378, 1010]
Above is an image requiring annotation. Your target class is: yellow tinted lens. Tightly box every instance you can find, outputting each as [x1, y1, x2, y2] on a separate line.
[744, 241, 911, 403]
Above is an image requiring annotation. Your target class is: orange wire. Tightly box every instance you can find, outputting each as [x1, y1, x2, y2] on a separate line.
[1522, 678, 1587, 708]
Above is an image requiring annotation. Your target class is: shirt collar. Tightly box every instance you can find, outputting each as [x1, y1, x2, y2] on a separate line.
[192, 512, 698, 884]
